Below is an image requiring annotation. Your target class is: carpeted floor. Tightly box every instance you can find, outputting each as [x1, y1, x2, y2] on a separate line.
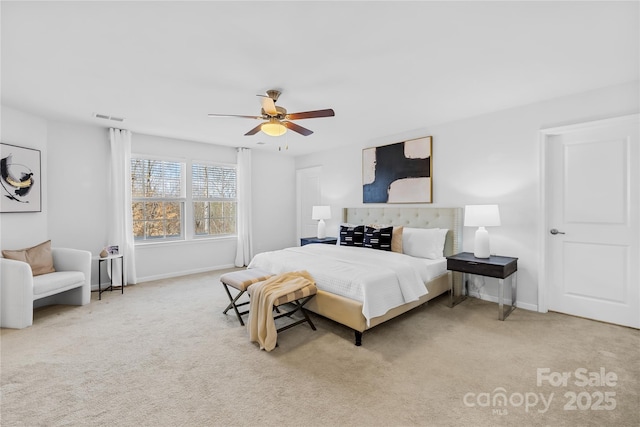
[1, 269, 638, 426]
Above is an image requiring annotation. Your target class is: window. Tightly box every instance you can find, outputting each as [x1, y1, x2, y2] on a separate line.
[130, 157, 236, 243]
[131, 158, 185, 241]
[192, 163, 237, 236]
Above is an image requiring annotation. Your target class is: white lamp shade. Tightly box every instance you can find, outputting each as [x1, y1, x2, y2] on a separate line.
[261, 119, 287, 136]
[464, 205, 501, 227]
[312, 206, 331, 220]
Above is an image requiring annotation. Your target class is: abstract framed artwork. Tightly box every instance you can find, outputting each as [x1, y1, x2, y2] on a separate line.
[363, 136, 432, 204]
[1, 143, 42, 213]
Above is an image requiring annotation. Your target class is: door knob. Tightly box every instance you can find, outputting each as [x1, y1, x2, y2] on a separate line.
[550, 228, 565, 235]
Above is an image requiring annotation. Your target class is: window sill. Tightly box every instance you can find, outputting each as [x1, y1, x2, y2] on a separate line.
[135, 235, 236, 249]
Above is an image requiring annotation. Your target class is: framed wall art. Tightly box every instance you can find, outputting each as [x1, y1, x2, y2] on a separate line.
[363, 136, 432, 204]
[1, 143, 42, 213]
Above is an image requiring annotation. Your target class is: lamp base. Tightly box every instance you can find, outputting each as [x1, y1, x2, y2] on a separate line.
[474, 226, 491, 258]
[317, 219, 326, 239]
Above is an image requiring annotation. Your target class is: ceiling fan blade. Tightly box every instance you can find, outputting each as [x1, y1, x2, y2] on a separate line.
[286, 109, 335, 120]
[244, 123, 263, 136]
[208, 113, 262, 119]
[257, 95, 278, 116]
[283, 121, 313, 136]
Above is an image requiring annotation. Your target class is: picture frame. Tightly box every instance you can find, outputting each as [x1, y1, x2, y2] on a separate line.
[362, 136, 433, 203]
[0, 143, 42, 213]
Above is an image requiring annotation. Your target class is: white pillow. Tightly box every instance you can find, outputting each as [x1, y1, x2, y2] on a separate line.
[402, 228, 448, 259]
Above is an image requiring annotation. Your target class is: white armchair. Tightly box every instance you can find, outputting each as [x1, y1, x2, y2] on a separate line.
[1, 248, 91, 329]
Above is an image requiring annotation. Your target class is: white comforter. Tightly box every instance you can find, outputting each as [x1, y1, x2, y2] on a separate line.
[248, 244, 443, 324]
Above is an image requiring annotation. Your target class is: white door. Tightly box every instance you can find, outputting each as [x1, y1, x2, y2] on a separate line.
[545, 115, 639, 328]
[296, 166, 322, 243]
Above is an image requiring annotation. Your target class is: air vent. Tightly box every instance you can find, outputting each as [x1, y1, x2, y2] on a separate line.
[93, 112, 126, 122]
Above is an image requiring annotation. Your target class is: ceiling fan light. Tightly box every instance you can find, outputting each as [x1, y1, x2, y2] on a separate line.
[261, 119, 287, 137]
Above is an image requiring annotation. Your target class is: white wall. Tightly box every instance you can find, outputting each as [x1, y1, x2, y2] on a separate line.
[47, 123, 110, 252]
[46, 122, 111, 284]
[251, 149, 297, 254]
[2, 108, 297, 284]
[0, 107, 49, 251]
[294, 81, 640, 311]
[3, 81, 636, 294]
[131, 134, 297, 282]
[131, 133, 237, 281]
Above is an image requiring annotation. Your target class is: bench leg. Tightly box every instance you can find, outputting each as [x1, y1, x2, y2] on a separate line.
[273, 295, 317, 333]
[221, 283, 249, 326]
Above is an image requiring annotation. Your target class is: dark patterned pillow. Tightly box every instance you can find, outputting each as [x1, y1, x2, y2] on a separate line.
[363, 226, 393, 251]
[340, 225, 365, 246]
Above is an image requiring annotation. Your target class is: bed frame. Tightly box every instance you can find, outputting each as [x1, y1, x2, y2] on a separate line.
[304, 207, 463, 345]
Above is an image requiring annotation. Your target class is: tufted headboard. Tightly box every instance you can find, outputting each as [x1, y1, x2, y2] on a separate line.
[343, 207, 463, 257]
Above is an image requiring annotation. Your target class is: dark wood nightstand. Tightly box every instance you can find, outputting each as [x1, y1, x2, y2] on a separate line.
[300, 237, 338, 246]
[446, 252, 518, 320]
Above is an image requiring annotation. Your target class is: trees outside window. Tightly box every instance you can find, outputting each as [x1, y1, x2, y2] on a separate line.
[130, 158, 236, 242]
[131, 158, 185, 241]
[192, 163, 237, 237]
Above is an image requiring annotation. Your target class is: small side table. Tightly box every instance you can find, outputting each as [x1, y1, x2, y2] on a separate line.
[446, 252, 518, 320]
[93, 254, 125, 300]
[300, 237, 338, 246]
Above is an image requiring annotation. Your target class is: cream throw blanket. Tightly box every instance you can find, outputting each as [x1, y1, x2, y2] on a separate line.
[248, 270, 315, 352]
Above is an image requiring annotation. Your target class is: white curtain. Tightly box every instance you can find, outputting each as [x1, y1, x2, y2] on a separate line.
[108, 128, 137, 285]
[235, 147, 253, 267]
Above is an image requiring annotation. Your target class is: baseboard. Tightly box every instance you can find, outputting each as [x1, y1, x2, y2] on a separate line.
[134, 264, 237, 284]
[467, 291, 537, 312]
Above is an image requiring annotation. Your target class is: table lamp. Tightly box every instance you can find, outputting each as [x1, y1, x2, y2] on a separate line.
[312, 206, 331, 239]
[464, 204, 501, 258]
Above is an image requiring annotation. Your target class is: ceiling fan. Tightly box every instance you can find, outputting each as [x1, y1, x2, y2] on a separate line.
[208, 89, 335, 137]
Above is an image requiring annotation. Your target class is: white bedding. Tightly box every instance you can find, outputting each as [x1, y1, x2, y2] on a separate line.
[248, 244, 447, 324]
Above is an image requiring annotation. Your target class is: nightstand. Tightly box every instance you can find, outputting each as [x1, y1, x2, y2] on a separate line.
[92, 254, 125, 300]
[446, 252, 518, 320]
[300, 237, 338, 246]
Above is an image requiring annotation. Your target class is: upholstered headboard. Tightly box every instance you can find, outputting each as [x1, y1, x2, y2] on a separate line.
[343, 207, 463, 257]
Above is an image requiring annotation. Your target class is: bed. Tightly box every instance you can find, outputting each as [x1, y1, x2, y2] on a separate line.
[248, 207, 463, 345]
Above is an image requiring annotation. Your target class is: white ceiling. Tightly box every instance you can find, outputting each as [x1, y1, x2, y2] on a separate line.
[2, 1, 638, 156]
